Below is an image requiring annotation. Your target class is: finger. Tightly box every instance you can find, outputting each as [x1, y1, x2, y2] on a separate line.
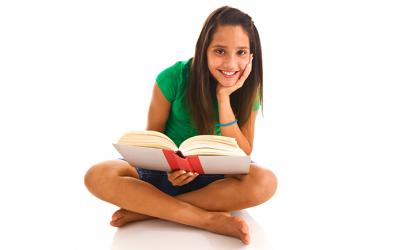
[168, 170, 187, 181]
[180, 176, 198, 186]
[169, 173, 189, 186]
[172, 175, 192, 186]
[169, 172, 190, 184]
[247, 56, 253, 72]
[237, 66, 251, 86]
[244, 57, 253, 76]
[237, 57, 253, 83]
[174, 172, 195, 184]
[179, 173, 199, 186]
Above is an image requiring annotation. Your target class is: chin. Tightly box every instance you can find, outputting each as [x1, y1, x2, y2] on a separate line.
[218, 80, 236, 87]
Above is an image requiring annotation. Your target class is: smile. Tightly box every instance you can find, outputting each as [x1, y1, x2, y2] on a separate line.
[219, 70, 238, 78]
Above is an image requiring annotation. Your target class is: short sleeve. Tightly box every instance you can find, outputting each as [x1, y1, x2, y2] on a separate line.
[155, 62, 181, 102]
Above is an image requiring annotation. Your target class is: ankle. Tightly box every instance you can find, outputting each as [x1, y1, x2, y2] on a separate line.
[202, 211, 225, 229]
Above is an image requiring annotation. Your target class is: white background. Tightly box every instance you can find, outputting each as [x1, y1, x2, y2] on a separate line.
[1, 0, 399, 249]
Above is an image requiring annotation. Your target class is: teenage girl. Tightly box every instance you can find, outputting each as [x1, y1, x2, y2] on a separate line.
[84, 6, 277, 245]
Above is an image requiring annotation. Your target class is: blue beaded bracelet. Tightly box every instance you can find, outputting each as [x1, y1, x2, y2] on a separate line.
[217, 119, 238, 127]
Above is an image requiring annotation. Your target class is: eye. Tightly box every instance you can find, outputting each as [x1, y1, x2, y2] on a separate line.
[237, 50, 247, 56]
[215, 49, 224, 55]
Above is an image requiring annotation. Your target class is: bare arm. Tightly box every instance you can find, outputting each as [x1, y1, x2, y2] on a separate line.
[146, 83, 171, 133]
[217, 95, 257, 156]
[216, 54, 256, 156]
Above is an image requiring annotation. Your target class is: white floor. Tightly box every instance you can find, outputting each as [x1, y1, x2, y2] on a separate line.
[1, 1, 400, 249]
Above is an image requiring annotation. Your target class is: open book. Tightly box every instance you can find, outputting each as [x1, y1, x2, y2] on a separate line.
[113, 130, 251, 174]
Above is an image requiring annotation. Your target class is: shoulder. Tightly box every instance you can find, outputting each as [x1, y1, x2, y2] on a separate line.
[155, 58, 193, 102]
[156, 58, 192, 83]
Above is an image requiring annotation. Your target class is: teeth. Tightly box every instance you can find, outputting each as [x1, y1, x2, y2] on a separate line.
[221, 71, 236, 76]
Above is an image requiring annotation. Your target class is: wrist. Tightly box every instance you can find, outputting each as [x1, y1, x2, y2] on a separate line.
[217, 93, 230, 102]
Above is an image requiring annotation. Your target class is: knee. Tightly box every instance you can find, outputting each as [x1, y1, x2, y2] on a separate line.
[84, 162, 113, 194]
[246, 166, 278, 206]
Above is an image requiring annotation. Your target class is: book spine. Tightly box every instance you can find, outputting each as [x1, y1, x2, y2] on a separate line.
[162, 149, 205, 174]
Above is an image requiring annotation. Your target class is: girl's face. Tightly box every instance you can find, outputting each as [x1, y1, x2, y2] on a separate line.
[207, 25, 251, 87]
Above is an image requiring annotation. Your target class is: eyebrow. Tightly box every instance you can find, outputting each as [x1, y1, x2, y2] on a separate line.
[211, 45, 250, 50]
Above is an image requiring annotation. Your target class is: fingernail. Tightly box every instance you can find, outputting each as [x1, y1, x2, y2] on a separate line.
[195, 173, 199, 176]
[188, 172, 193, 176]
[182, 170, 186, 173]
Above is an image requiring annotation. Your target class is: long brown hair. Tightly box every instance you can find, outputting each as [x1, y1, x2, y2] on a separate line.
[186, 6, 263, 135]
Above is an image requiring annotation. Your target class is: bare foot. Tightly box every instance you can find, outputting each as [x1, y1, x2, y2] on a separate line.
[110, 208, 154, 227]
[205, 212, 250, 245]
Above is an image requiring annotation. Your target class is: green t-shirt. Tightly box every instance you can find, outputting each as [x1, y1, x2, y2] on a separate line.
[156, 58, 260, 147]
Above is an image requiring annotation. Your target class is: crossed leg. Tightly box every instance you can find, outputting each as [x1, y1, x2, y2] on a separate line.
[85, 159, 277, 244]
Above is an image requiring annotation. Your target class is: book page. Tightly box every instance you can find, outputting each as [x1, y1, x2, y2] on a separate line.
[117, 130, 178, 150]
[183, 147, 247, 156]
[179, 135, 237, 148]
[179, 135, 246, 156]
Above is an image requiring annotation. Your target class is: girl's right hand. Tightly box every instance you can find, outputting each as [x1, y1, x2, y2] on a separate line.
[216, 53, 253, 98]
[167, 170, 199, 186]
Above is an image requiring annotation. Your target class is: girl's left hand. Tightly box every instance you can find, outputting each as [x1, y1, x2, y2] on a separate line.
[216, 54, 253, 97]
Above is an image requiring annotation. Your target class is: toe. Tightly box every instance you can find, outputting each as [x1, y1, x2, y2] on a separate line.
[244, 234, 250, 245]
[110, 218, 124, 227]
[240, 221, 249, 234]
[111, 209, 124, 221]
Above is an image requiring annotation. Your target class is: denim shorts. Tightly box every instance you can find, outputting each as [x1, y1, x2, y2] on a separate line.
[118, 158, 226, 196]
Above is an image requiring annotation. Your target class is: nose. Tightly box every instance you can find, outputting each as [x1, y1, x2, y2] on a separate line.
[222, 54, 238, 69]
